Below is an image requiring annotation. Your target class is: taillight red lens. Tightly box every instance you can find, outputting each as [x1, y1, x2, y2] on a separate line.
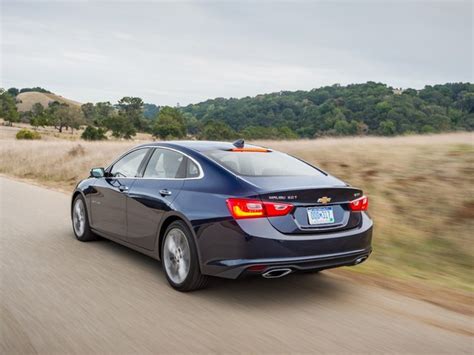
[226, 198, 293, 219]
[349, 196, 369, 211]
[264, 201, 294, 216]
[226, 198, 265, 218]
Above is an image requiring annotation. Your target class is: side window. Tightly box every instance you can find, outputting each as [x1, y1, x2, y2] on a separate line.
[110, 149, 148, 177]
[187, 159, 200, 178]
[143, 148, 187, 178]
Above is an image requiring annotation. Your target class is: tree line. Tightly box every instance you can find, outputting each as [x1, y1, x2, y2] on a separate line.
[182, 82, 474, 138]
[1, 82, 473, 141]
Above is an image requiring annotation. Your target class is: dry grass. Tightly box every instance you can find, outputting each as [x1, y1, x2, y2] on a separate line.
[0, 140, 135, 190]
[0, 132, 473, 292]
[0, 121, 154, 141]
[255, 134, 474, 291]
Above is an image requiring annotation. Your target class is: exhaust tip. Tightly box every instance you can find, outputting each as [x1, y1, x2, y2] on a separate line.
[354, 256, 368, 265]
[262, 268, 292, 279]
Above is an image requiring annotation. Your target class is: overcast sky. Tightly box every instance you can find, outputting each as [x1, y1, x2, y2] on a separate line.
[1, 0, 472, 106]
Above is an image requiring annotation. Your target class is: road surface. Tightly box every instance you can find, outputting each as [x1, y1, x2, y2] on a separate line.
[0, 177, 472, 354]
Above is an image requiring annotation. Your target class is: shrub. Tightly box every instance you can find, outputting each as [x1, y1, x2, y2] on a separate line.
[81, 126, 107, 141]
[16, 129, 41, 140]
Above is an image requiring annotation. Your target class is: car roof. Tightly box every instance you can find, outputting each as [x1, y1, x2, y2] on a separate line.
[137, 140, 266, 153]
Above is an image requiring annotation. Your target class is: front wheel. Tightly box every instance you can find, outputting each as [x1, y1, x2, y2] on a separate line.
[72, 195, 97, 242]
[162, 221, 209, 291]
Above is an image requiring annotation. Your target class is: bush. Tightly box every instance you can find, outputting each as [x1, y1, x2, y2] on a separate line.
[16, 129, 41, 140]
[81, 126, 107, 141]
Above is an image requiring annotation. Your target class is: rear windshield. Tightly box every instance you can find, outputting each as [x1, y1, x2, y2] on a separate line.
[203, 150, 324, 177]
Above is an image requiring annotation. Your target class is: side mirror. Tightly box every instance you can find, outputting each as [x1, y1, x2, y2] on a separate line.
[90, 167, 105, 178]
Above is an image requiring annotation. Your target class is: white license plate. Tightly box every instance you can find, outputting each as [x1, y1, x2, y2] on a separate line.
[307, 207, 335, 225]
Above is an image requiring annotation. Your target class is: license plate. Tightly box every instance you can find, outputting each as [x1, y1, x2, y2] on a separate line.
[307, 207, 335, 225]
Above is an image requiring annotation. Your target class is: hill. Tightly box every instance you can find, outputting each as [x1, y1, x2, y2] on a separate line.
[182, 82, 474, 138]
[16, 91, 81, 112]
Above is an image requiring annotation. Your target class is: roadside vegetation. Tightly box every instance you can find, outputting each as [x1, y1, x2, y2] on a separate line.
[0, 132, 472, 294]
[16, 128, 41, 140]
[1, 82, 473, 142]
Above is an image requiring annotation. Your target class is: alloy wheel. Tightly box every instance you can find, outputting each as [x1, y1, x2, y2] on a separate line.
[73, 198, 86, 237]
[163, 228, 191, 284]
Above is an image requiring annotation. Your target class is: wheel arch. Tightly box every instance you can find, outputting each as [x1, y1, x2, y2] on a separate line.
[71, 190, 91, 222]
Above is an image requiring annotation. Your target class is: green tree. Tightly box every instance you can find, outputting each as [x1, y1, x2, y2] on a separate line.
[334, 120, 352, 135]
[106, 113, 136, 139]
[94, 102, 114, 128]
[143, 103, 160, 119]
[81, 126, 107, 140]
[81, 103, 96, 124]
[152, 106, 186, 139]
[379, 120, 397, 136]
[241, 125, 274, 139]
[181, 82, 474, 138]
[199, 120, 236, 140]
[50, 104, 84, 133]
[30, 103, 49, 127]
[0, 89, 20, 126]
[457, 92, 474, 114]
[184, 114, 200, 135]
[118, 97, 146, 131]
[19, 87, 51, 94]
[7, 88, 19, 97]
[431, 114, 451, 132]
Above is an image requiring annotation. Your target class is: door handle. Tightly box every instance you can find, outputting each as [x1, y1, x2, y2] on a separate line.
[159, 189, 172, 196]
[119, 185, 129, 193]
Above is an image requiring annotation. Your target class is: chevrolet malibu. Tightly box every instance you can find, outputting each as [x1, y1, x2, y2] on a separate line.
[71, 140, 373, 291]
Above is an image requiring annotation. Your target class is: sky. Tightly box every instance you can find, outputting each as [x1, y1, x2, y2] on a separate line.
[1, 0, 472, 106]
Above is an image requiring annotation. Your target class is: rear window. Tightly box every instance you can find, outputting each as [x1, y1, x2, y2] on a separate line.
[203, 150, 324, 177]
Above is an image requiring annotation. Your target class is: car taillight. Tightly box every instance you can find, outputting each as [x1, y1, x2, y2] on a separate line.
[226, 198, 293, 219]
[349, 196, 369, 211]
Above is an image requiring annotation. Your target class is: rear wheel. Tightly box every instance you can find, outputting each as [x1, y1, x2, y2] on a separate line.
[72, 195, 97, 242]
[162, 221, 209, 291]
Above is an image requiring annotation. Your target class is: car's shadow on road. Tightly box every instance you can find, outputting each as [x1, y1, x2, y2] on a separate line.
[200, 273, 348, 307]
[90, 237, 349, 308]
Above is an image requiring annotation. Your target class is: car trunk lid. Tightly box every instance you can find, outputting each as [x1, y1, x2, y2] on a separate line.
[243, 176, 363, 235]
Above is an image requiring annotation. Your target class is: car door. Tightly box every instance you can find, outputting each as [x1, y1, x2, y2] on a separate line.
[90, 148, 151, 240]
[126, 148, 190, 250]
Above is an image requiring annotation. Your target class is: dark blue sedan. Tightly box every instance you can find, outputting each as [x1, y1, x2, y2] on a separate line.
[71, 140, 373, 291]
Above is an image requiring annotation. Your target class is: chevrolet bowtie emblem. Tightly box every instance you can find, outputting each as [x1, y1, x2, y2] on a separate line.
[317, 196, 332, 204]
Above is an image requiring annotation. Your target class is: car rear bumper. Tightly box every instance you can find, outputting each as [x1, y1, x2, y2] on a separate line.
[196, 212, 373, 279]
[210, 247, 372, 279]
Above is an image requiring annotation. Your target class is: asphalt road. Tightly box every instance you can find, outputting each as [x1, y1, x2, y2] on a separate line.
[0, 177, 472, 354]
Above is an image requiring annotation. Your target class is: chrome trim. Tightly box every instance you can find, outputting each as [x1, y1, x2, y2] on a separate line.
[262, 268, 293, 279]
[105, 145, 204, 181]
[354, 256, 367, 265]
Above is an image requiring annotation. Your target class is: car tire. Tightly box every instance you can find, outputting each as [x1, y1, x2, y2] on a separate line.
[72, 195, 97, 242]
[161, 220, 209, 292]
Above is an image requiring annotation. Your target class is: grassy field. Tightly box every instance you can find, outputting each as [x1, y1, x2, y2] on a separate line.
[0, 128, 473, 294]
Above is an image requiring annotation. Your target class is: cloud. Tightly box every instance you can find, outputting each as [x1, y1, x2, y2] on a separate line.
[1, 0, 472, 105]
[62, 51, 108, 64]
[112, 32, 134, 41]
